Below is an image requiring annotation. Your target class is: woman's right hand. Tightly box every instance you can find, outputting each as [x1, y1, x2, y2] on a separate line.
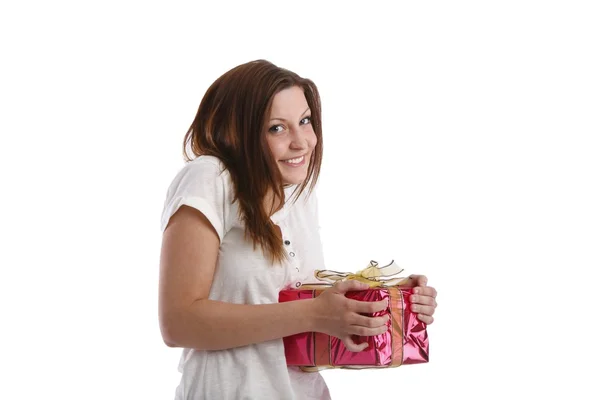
[311, 280, 389, 352]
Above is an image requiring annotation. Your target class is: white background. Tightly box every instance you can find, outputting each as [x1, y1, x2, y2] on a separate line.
[1, 0, 599, 399]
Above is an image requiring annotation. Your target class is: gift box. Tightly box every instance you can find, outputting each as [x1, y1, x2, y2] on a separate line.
[279, 261, 429, 371]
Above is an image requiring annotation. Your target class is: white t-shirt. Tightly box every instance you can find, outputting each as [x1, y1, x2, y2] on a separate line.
[160, 155, 332, 400]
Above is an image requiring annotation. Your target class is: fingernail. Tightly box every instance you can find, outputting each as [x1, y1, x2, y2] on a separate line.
[413, 288, 420, 294]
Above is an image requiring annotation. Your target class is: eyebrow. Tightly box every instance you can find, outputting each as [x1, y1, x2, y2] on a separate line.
[269, 107, 311, 122]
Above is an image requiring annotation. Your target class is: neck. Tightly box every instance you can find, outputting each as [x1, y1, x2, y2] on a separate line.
[264, 189, 285, 217]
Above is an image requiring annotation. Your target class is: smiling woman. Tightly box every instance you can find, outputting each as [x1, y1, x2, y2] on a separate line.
[182, 60, 323, 265]
[158, 59, 438, 400]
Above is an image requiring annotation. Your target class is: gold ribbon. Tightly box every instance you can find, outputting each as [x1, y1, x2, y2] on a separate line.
[388, 286, 404, 367]
[314, 260, 410, 287]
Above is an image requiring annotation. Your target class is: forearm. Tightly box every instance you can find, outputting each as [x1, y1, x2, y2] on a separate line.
[164, 298, 317, 351]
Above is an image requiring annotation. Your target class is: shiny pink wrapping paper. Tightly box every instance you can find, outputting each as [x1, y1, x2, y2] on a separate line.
[278, 286, 429, 369]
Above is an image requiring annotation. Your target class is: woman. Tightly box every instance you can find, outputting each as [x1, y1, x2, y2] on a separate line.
[159, 59, 438, 399]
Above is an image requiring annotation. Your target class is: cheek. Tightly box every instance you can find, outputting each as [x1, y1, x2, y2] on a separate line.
[307, 129, 318, 148]
[267, 139, 286, 161]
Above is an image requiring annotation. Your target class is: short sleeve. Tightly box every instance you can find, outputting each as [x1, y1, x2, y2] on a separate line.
[160, 158, 232, 241]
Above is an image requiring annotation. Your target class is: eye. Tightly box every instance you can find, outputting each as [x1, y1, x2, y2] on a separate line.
[300, 116, 312, 125]
[269, 124, 284, 133]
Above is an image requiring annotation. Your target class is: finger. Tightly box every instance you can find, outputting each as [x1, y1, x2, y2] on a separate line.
[333, 280, 370, 294]
[413, 286, 437, 298]
[342, 337, 369, 352]
[411, 294, 438, 307]
[417, 314, 434, 325]
[348, 324, 389, 337]
[351, 298, 388, 314]
[409, 274, 428, 287]
[349, 313, 389, 329]
[411, 304, 436, 316]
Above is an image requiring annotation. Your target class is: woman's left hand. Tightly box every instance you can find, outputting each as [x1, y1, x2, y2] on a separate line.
[405, 275, 437, 325]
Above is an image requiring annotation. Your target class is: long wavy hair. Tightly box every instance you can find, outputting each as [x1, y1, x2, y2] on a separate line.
[182, 59, 323, 264]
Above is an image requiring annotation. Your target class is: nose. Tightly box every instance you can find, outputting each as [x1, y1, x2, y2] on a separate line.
[289, 126, 308, 150]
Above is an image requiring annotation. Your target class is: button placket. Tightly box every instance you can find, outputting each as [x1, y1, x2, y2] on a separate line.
[283, 236, 301, 285]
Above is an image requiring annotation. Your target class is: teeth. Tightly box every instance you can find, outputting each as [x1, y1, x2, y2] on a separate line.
[284, 156, 304, 164]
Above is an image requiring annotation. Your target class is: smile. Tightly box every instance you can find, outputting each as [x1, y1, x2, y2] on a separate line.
[282, 155, 306, 166]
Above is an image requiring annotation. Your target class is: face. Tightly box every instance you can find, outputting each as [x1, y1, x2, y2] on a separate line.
[265, 86, 317, 185]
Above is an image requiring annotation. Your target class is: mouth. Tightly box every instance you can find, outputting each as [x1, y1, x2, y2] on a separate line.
[281, 154, 307, 166]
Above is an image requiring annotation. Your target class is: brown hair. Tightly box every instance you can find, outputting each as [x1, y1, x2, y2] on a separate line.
[182, 59, 323, 264]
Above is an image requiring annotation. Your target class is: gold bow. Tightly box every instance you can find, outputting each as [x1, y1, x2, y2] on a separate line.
[314, 260, 410, 288]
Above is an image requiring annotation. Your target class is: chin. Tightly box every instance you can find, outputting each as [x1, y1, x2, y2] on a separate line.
[282, 174, 308, 185]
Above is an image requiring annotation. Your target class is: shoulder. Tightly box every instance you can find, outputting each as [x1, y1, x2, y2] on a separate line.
[178, 155, 227, 178]
[288, 183, 319, 218]
[161, 155, 236, 235]
[168, 155, 233, 192]
[300, 179, 320, 209]
[162, 155, 237, 213]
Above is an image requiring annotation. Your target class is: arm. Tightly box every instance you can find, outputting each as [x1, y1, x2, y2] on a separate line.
[163, 297, 318, 350]
[159, 205, 388, 351]
[159, 205, 320, 350]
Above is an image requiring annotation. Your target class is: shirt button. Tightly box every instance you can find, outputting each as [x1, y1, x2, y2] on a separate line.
[284, 240, 291, 245]
[289, 252, 295, 257]
[295, 282, 301, 288]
